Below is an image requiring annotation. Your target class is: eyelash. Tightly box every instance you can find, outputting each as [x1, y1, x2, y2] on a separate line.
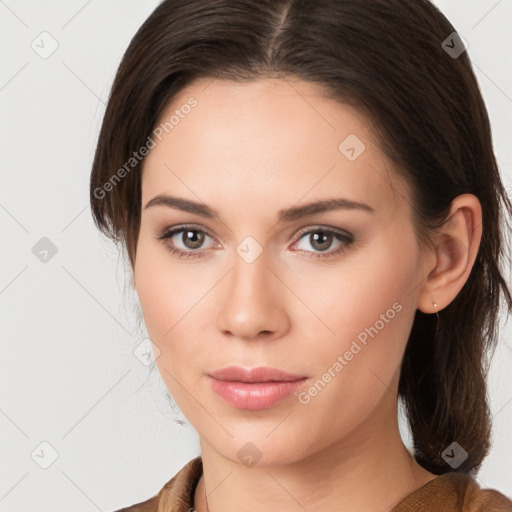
[156, 224, 354, 260]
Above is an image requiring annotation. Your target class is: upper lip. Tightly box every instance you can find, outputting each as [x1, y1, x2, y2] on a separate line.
[208, 366, 306, 383]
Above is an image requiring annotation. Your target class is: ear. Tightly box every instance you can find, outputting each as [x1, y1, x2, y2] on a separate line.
[417, 194, 482, 314]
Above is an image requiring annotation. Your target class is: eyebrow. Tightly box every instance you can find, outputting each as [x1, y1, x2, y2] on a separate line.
[144, 194, 375, 222]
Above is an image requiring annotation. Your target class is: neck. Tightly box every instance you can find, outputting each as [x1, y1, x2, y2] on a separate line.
[194, 403, 436, 512]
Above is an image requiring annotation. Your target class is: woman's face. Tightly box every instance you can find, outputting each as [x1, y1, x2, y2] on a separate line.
[134, 77, 432, 466]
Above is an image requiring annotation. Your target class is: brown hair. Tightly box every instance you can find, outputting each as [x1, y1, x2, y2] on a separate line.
[90, 0, 512, 475]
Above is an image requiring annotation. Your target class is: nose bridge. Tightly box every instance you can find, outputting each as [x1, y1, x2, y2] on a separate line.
[215, 238, 288, 339]
[232, 245, 269, 295]
[228, 241, 273, 310]
[224, 232, 272, 294]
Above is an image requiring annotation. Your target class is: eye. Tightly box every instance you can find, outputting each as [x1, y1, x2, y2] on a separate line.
[156, 225, 217, 259]
[291, 226, 354, 259]
[156, 224, 354, 260]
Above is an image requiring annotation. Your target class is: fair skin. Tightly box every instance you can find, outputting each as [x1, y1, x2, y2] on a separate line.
[133, 77, 482, 512]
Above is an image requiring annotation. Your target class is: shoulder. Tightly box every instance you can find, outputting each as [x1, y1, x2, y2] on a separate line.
[392, 471, 512, 512]
[111, 456, 203, 512]
[113, 495, 159, 512]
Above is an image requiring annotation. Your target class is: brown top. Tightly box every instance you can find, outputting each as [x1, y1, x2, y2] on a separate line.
[114, 456, 512, 512]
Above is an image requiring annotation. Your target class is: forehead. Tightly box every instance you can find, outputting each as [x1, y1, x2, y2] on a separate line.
[141, 77, 410, 221]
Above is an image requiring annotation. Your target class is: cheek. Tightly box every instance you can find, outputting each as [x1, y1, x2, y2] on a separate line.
[134, 231, 202, 337]
[294, 235, 418, 381]
[134, 252, 205, 416]
[289, 250, 417, 440]
[134, 230, 223, 398]
[299, 238, 414, 330]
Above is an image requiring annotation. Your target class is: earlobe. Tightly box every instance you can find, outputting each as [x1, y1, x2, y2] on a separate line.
[417, 194, 482, 314]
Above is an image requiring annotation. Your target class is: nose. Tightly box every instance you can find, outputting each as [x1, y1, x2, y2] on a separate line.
[215, 247, 290, 341]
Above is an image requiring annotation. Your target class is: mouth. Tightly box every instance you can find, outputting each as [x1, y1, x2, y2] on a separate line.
[207, 366, 308, 410]
[208, 365, 306, 383]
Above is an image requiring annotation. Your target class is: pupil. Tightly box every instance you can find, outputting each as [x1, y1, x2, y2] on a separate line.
[312, 232, 332, 251]
[184, 230, 204, 249]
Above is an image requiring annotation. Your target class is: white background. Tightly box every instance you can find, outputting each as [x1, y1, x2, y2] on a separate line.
[1, 1, 511, 510]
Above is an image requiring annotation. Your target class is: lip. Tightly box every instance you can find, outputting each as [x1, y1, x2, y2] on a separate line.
[208, 366, 306, 383]
[208, 366, 308, 410]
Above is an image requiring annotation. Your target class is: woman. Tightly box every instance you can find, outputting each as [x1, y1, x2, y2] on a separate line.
[90, 0, 512, 510]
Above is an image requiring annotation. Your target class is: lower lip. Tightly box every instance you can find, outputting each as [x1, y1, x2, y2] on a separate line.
[209, 377, 307, 410]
